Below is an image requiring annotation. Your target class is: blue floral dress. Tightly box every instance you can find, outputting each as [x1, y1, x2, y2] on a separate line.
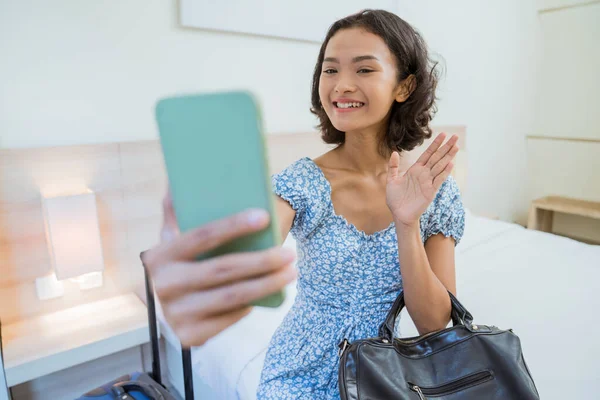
[257, 157, 465, 399]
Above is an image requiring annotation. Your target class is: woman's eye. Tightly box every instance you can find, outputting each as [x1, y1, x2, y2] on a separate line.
[358, 68, 373, 74]
[323, 68, 337, 74]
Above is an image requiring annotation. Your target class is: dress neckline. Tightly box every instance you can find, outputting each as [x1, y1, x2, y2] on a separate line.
[301, 157, 395, 240]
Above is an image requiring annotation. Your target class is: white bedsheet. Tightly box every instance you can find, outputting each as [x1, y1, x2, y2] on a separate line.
[163, 211, 600, 399]
[453, 218, 600, 398]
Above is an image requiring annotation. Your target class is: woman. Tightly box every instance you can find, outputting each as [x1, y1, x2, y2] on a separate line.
[257, 9, 465, 399]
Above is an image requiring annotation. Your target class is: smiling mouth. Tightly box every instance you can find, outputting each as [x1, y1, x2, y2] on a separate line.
[334, 101, 365, 109]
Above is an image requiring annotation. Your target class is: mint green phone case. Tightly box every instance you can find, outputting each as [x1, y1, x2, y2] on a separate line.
[155, 91, 285, 308]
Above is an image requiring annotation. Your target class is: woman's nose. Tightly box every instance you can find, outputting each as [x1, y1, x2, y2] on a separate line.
[334, 73, 357, 93]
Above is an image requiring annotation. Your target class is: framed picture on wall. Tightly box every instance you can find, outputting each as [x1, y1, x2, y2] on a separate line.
[179, 0, 399, 43]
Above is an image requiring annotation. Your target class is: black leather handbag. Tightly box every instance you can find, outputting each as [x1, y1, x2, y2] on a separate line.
[338, 290, 539, 399]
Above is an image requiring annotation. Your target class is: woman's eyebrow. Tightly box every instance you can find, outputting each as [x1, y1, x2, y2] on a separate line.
[352, 55, 379, 63]
[323, 55, 379, 63]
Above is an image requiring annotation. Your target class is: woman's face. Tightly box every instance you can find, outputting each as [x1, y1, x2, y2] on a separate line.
[319, 28, 407, 136]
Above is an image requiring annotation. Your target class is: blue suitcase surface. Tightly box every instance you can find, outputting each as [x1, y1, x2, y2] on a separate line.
[77, 372, 173, 400]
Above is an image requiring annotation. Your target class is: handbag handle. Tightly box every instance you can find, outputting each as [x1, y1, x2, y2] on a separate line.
[378, 290, 474, 340]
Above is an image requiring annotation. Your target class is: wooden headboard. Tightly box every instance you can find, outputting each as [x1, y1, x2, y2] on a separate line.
[0, 126, 466, 323]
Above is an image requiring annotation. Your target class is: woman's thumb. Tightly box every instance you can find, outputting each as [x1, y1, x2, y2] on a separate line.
[387, 151, 400, 182]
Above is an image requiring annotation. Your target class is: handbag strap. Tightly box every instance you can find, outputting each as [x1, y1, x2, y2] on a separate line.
[378, 290, 474, 340]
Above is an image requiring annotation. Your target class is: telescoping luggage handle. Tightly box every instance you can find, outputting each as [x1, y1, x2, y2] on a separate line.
[143, 260, 195, 400]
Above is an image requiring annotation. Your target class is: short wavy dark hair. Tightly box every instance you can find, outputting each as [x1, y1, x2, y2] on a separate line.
[310, 9, 439, 155]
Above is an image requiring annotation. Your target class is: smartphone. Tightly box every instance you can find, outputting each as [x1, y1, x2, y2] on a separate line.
[154, 91, 285, 308]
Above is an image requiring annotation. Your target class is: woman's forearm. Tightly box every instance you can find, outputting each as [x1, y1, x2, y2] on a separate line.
[395, 221, 452, 335]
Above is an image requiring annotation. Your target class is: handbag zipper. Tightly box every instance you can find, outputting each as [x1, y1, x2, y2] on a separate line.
[412, 385, 426, 400]
[409, 370, 493, 399]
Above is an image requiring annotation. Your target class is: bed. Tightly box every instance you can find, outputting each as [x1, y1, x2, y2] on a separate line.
[160, 210, 600, 399]
[158, 128, 600, 399]
[2, 126, 596, 399]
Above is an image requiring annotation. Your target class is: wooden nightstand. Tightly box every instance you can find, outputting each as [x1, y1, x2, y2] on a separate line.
[527, 196, 600, 241]
[2, 293, 149, 390]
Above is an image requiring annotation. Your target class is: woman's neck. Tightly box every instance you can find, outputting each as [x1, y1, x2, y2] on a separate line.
[334, 128, 390, 177]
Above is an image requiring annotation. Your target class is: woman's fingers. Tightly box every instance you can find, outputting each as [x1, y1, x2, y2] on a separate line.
[425, 135, 459, 170]
[433, 162, 454, 188]
[142, 198, 296, 348]
[172, 209, 271, 260]
[177, 306, 254, 347]
[415, 132, 446, 165]
[163, 262, 297, 324]
[430, 143, 459, 177]
[153, 246, 296, 299]
[143, 208, 271, 268]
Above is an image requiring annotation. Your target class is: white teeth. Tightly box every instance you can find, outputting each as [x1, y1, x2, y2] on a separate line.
[337, 102, 364, 109]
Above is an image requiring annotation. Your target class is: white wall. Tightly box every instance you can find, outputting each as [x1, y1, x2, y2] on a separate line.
[537, 0, 599, 12]
[397, 1, 541, 222]
[0, 0, 541, 221]
[527, 1, 600, 242]
[0, 0, 320, 148]
[535, 2, 600, 140]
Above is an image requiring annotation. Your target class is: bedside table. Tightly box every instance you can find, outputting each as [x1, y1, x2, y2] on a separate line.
[2, 293, 150, 388]
[527, 196, 600, 240]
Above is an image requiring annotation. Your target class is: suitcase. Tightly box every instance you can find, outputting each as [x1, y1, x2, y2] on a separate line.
[77, 265, 195, 400]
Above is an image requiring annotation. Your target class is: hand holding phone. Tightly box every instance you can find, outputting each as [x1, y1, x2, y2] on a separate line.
[141, 192, 296, 347]
[154, 90, 287, 308]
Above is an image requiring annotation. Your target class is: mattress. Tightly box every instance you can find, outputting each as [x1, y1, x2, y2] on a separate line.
[161, 210, 600, 399]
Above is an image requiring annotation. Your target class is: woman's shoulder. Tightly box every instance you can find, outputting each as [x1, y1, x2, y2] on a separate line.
[420, 175, 463, 218]
[434, 175, 462, 205]
[271, 157, 331, 239]
[271, 157, 329, 205]
[273, 157, 319, 179]
[420, 175, 465, 244]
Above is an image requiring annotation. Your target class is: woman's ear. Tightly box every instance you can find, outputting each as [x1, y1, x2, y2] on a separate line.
[395, 74, 416, 103]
